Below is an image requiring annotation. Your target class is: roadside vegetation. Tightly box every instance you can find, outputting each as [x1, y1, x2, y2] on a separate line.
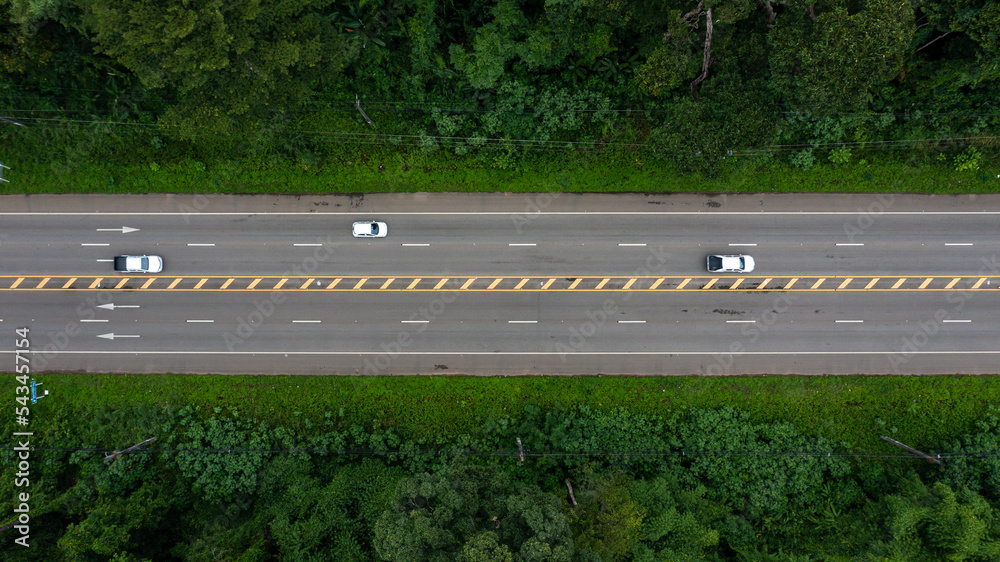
[3, 374, 1000, 560]
[1, 0, 998, 193]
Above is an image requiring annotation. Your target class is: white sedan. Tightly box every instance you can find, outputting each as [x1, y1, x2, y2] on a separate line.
[707, 254, 755, 273]
[352, 221, 388, 238]
[114, 255, 163, 273]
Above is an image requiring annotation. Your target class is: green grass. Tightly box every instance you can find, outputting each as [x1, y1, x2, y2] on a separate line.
[3, 144, 998, 195]
[35, 373, 1000, 453]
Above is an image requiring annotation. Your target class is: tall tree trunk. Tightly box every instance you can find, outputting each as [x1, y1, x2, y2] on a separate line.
[690, 7, 713, 101]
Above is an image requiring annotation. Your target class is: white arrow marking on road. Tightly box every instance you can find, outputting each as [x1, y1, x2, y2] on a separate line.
[97, 333, 140, 340]
[97, 303, 140, 310]
[96, 226, 140, 234]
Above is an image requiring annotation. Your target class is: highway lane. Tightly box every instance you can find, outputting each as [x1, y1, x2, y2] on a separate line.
[3, 290, 998, 375]
[3, 192, 1000, 375]
[3, 212, 1000, 276]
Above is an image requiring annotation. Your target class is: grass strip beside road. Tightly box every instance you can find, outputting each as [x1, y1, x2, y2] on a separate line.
[4, 148, 998, 195]
[34, 373, 1000, 454]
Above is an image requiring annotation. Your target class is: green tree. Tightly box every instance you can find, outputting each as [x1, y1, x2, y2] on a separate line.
[768, 0, 916, 114]
[629, 474, 721, 560]
[77, 0, 349, 136]
[866, 477, 1000, 560]
[373, 457, 574, 561]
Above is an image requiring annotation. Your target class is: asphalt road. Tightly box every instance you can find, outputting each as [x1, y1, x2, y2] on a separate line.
[2, 192, 999, 375]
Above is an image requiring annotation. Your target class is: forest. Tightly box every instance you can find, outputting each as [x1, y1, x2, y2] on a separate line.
[2, 395, 1000, 560]
[1, 0, 998, 183]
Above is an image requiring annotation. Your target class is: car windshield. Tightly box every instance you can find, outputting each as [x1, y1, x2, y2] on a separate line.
[737, 257, 745, 268]
[140, 258, 149, 269]
[370, 223, 379, 234]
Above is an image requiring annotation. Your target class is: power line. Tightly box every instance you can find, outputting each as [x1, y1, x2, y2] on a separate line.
[11, 445, 1000, 460]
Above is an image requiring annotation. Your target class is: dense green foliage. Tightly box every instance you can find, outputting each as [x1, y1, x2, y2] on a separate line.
[3, 374, 1000, 560]
[1, 0, 997, 185]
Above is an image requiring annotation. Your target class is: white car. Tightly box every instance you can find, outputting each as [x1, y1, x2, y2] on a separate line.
[114, 255, 163, 273]
[352, 221, 388, 238]
[707, 254, 755, 273]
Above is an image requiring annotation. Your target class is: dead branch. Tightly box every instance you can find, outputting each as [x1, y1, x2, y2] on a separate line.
[690, 7, 713, 101]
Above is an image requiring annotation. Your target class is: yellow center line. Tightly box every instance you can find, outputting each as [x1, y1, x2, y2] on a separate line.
[676, 279, 690, 290]
[892, 278, 906, 289]
[461, 278, 475, 290]
[865, 278, 879, 290]
[434, 278, 449, 290]
[919, 278, 933, 289]
[115, 278, 129, 289]
[407, 278, 421, 290]
[194, 279, 208, 289]
[168, 278, 182, 289]
[649, 278, 664, 290]
[353, 278, 368, 290]
[972, 277, 986, 289]
[945, 277, 960, 289]
[62, 277, 77, 289]
[36, 278, 50, 289]
[811, 278, 825, 289]
[702, 278, 718, 290]
[838, 278, 853, 290]
[757, 278, 771, 290]
[514, 278, 530, 290]
[300, 278, 315, 289]
[567, 279, 581, 290]
[142, 278, 156, 289]
[622, 278, 637, 290]
[89, 277, 103, 289]
[595, 278, 610, 290]
[247, 278, 262, 290]
[785, 278, 798, 289]
[326, 278, 341, 289]
[729, 278, 744, 290]
[274, 278, 288, 290]
[220, 279, 234, 289]
[541, 278, 555, 290]
[382, 278, 396, 290]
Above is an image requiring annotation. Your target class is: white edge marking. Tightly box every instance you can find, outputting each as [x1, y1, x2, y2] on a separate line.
[836, 243, 864, 246]
[292, 243, 323, 247]
[618, 243, 647, 247]
[80, 319, 109, 323]
[292, 320, 322, 323]
[728, 243, 757, 247]
[187, 243, 216, 247]
[508, 243, 536, 246]
[401, 320, 429, 323]
[726, 320, 756, 323]
[618, 320, 646, 323]
[401, 243, 430, 246]
[18, 350, 1000, 356]
[945, 243, 974, 246]
[81, 243, 110, 246]
[942, 319, 971, 323]
[186, 320, 215, 323]
[835, 320, 864, 323]
[508, 320, 538, 324]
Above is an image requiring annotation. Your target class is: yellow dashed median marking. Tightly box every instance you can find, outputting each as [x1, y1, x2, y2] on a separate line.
[892, 278, 906, 289]
[972, 278, 986, 289]
[919, 278, 933, 289]
[142, 278, 156, 289]
[945, 277, 960, 289]
[62, 277, 76, 289]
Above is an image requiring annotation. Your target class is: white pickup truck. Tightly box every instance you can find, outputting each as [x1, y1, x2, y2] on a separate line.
[113, 255, 163, 273]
